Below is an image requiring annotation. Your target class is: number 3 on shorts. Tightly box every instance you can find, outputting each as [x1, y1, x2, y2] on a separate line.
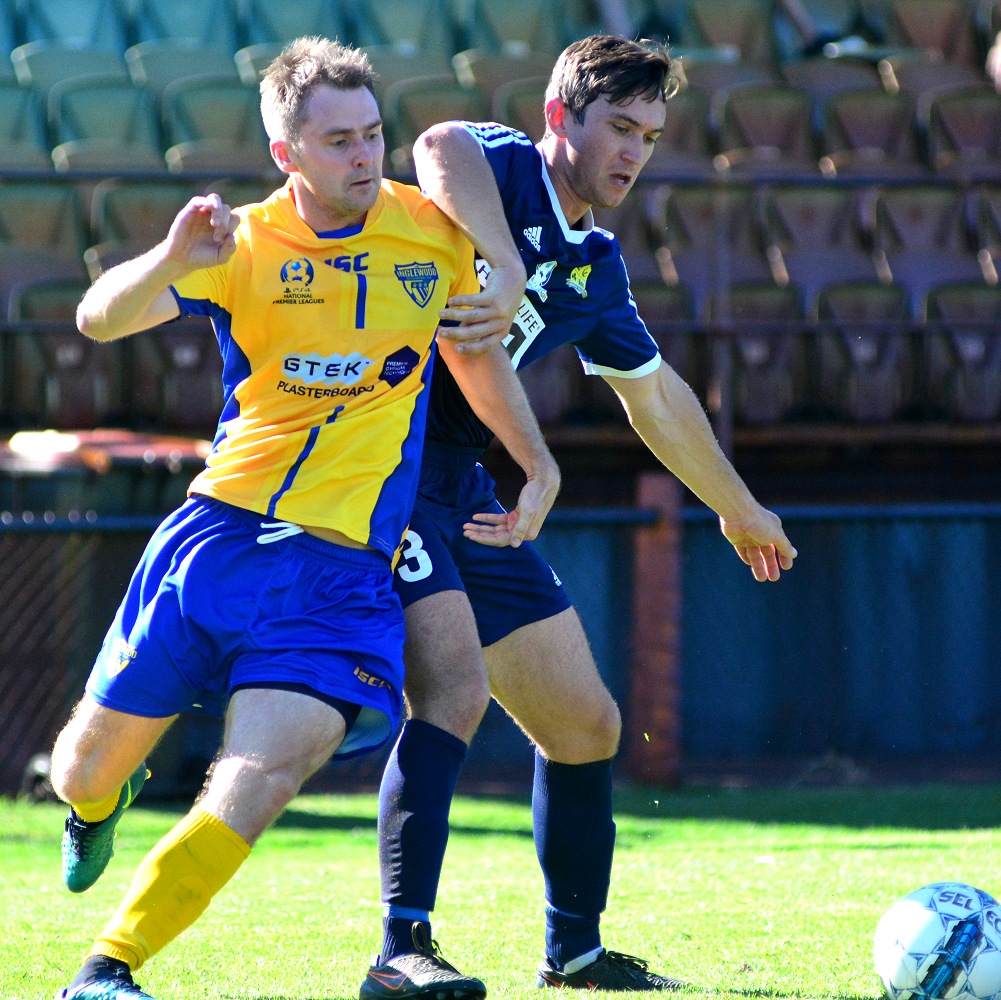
[397, 529, 433, 582]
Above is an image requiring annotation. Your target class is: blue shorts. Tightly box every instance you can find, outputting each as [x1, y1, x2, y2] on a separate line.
[85, 495, 404, 759]
[393, 444, 571, 647]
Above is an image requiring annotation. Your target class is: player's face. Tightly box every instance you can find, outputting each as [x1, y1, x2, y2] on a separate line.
[279, 84, 385, 231]
[561, 93, 666, 211]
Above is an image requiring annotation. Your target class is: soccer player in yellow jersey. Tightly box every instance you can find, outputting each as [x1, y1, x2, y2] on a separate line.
[50, 37, 559, 1000]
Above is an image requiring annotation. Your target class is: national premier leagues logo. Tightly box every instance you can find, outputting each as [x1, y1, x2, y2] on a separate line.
[394, 261, 439, 308]
[280, 257, 314, 285]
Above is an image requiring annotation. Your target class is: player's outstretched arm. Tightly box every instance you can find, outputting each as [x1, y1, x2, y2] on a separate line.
[414, 123, 526, 354]
[438, 339, 561, 548]
[77, 194, 239, 342]
[606, 363, 797, 581]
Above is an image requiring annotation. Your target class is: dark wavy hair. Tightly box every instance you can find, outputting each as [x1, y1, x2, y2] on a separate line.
[545, 34, 679, 125]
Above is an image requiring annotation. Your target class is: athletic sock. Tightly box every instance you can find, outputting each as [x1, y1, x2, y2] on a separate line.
[533, 753, 616, 969]
[381, 915, 431, 961]
[89, 805, 250, 970]
[73, 789, 121, 824]
[67, 955, 131, 990]
[378, 719, 467, 960]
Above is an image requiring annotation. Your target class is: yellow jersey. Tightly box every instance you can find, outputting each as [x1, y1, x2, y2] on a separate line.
[170, 179, 477, 559]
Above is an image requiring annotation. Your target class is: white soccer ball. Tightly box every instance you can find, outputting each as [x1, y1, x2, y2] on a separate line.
[874, 882, 1001, 1000]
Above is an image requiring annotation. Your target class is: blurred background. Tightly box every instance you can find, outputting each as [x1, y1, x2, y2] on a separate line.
[1, 0, 1000, 801]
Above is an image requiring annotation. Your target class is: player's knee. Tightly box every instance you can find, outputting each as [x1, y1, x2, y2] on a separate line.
[536, 695, 621, 763]
[49, 748, 116, 806]
[404, 646, 490, 741]
[592, 697, 622, 756]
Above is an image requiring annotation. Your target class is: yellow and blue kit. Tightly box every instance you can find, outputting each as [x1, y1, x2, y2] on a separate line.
[85, 180, 477, 757]
[174, 178, 477, 559]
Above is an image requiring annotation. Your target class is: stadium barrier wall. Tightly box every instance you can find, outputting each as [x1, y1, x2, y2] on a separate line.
[5, 488, 1001, 797]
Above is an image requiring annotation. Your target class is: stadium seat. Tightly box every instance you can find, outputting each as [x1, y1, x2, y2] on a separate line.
[383, 76, 488, 174]
[565, 0, 655, 41]
[515, 347, 582, 426]
[125, 40, 240, 99]
[725, 281, 809, 425]
[926, 88, 1001, 182]
[820, 88, 928, 178]
[125, 0, 241, 52]
[47, 75, 161, 161]
[491, 76, 548, 142]
[815, 281, 915, 422]
[593, 191, 670, 285]
[362, 47, 456, 105]
[7, 276, 91, 322]
[161, 75, 268, 149]
[0, 183, 88, 272]
[464, 0, 565, 55]
[630, 280, 706, 401]
[7, 321, 124, 429]
[11, 41, 128, 100]
[973, 183, 1001, 263]
[781, 56, 882, 131]
[0, 80, 51, 170]
[923, 283, 1001, 421]
[127, 319, 224, 434]
[0, 184, 89, 316]
[654, 184, 772, 323]
[233, 43, 280, 86]
[16, 0, 129, 52]
[164, 138, 278, 176]
[761, 184, 883, 319]
[201, 177, 281, 208]
[452, 49, 555, 106]
[89, 179, 199, 255]
[673, 54, 778, 131]
[685, 0, 777, 64]
[873, 184, 989, 320]
[883, 0, 981, 68]
[713, 85, 819, 176]
[877, 52, 989, 111]
[350, 0, 457, 60]
[236, 0, 352, 48]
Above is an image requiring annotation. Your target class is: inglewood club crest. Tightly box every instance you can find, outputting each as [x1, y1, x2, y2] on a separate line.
[394, 261, 439, 307]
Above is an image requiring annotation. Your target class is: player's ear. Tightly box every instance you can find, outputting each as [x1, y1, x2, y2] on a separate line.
[545, 98, 569, 138]
[270, 138, 297, 174]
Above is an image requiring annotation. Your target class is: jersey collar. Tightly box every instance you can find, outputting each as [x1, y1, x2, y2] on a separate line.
[539, 155, 593, 245]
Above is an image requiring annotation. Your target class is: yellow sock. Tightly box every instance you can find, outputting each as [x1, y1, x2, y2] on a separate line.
[89, 806, 250, 971]
[73, 790, 121, 823]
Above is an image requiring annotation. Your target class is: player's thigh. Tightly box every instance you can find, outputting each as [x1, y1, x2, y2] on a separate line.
[201, 687, 348, 842]
[51, 695, 176, 804]
[403, 591, 490, 740]
[484, 607, 621, 763]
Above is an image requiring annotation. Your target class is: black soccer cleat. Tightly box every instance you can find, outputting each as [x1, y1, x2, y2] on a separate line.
[536, 950, 688, 991]
[360, 921, 487, 1000]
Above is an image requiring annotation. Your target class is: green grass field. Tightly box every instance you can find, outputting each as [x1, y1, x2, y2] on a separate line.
[3, 784, 1001, 1000]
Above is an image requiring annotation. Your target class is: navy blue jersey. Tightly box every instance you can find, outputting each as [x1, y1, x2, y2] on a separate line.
[425, 122, 662, 452]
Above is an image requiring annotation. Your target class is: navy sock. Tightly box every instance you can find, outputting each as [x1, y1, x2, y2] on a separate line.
[69, 955, 131, 990]
[381, 916, 431, 962]
[533, 752, 616, 968]
[378, 719, 467, 960]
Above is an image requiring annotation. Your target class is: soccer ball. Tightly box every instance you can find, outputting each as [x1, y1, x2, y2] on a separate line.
[874, 882, 1001, 1000]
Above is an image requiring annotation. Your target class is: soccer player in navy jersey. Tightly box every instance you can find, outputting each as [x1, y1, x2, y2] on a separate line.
[362, 35, 798, 998]
[49, 37, 557, 1000]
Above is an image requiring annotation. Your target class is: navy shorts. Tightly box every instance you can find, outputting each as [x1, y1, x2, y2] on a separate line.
[393, 444, 571, 647]
[85, 494, 404, 759]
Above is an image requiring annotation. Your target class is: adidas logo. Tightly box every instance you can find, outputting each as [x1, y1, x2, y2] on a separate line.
[523, 226, 542, 251]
